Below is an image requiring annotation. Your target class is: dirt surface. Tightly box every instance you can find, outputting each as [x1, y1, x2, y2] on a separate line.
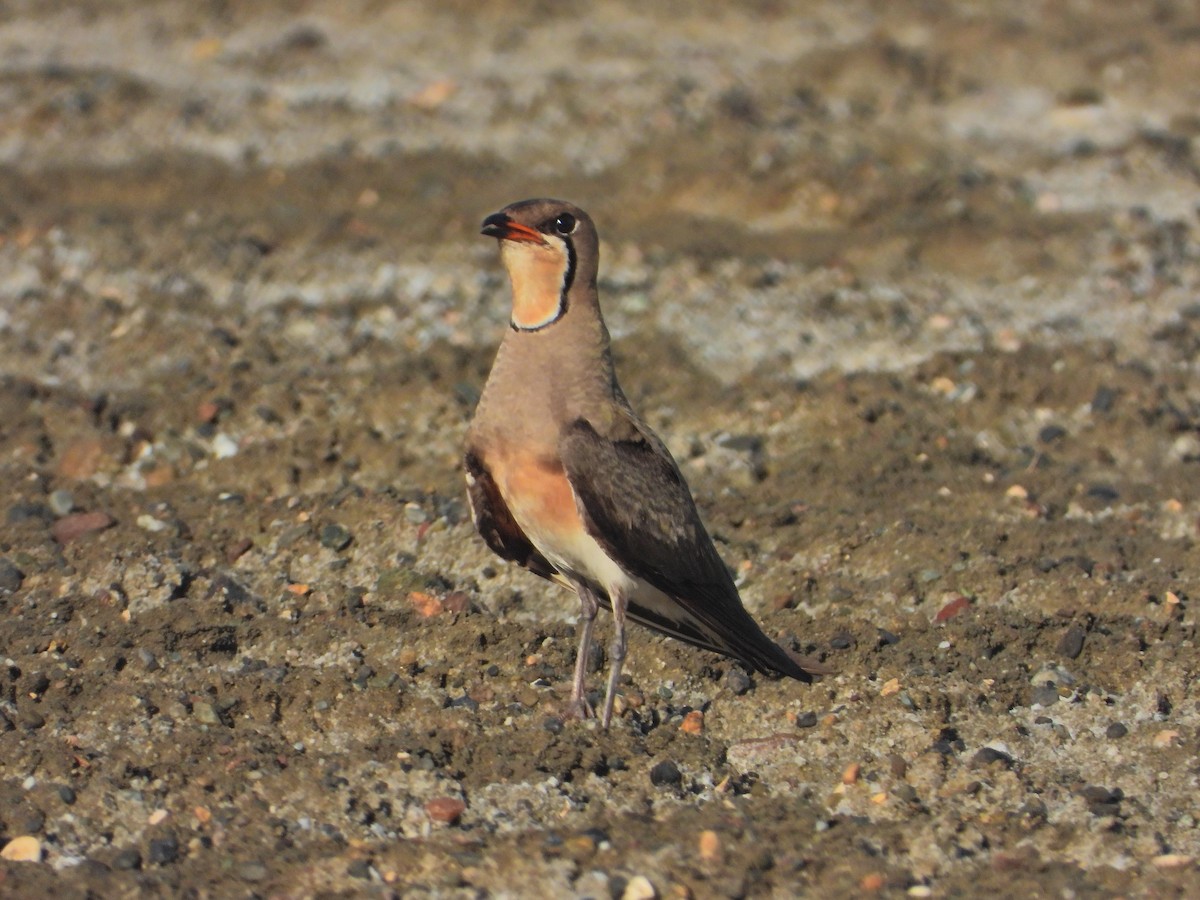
[2, 1, 1200, 896]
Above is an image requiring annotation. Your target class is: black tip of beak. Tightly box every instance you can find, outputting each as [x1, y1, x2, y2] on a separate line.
[480, 212, 510, 239]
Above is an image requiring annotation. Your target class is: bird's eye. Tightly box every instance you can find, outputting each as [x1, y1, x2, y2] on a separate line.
[553, 213, 576, 235]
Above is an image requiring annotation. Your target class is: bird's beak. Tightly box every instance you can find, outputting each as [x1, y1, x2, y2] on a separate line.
[481, 212, 546, 245]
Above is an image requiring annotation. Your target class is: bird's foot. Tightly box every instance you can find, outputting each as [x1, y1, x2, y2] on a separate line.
[561, 696, 596, 722]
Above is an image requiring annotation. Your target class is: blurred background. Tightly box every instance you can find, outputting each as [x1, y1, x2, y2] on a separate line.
[3, 0, 1197, 390]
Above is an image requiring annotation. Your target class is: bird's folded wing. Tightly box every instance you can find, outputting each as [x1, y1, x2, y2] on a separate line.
[559, 417, 827, 679]
[559, 418, 735, 605]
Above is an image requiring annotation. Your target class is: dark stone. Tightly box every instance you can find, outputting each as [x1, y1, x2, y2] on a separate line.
[1105, 722, 1128, 739]
[723, 667, 752, 695]
[1058, 625, 1086, 660]
[58, 785, 77, 805]
[1090, 385, 1118, 413]
[1080, 785, 1122, 805]
[1030, 685, 1060, 707]
[970, 747, 1014, 768]
[147, 834, 180, 865]
[112, 848, 142, 870]
[876, 628, 900, 646]
[795, 711, 818, 728]
[7, 503, 53, 524]
[649, 760, 682, 788]
[19, 711, 46, 730]
[0, 557, 24, 592]
[829, 633, 854, 650]
[352, 664, 375, 689]
[1038, 424, 1067, 444]
[319, 523, 353, 551]
[1086, 484, 1119, 503]
[347, 858, 372, 879]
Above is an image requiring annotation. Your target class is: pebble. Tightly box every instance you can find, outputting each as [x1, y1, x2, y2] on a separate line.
[319, 523, 353, 551]
[192, 701, 221, 725]
[679, 710, 704, 734]
[649, 760, 682, 788]
[723, 668, 752, 695]
[1038, 424, 1067, 444]
[147, 834, 180, 865]
[621, 875, 657, 900]
[1153, 729, 1181, 747]
[58, 785, 76, 804]
[137, 514, 168, 532]
[1151, 854, 1194, 869]
[57, 438, 108, 479]
[51, 510, 115, 544]
[404, 502, 428, 524]
[880, 677, 901, 696]
[1030, 685, 1060, 707]
[934, 594, 971, 623]
[971, 747, 1014, 769]
[1, 835, 42, 862]
[1105, 722, 1128, 739]
[425, 797, 466, 824]
[8, 502, 53, 524]
[1058, 625, 1086, 659]
[698, 829, 721, 863]
[842, 763, 861, 785]
[237, 860, 269, 881]
[0, 557, 24, 592]
[408, 591, 444, 617]
[48, 489, 75, 516]
[795, 711, 818, 728]
[212, 433, 239, 458]
[112, 848, 142, 870]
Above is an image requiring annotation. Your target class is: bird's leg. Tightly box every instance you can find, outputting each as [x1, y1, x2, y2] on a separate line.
[564, 581, 600, 720]
[601, 589, 628, 729]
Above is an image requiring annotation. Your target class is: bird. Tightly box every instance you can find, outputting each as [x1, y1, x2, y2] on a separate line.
[465, 198, 822, 727]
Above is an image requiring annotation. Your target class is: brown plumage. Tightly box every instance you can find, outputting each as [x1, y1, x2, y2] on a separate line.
[465, 198, 821, 727]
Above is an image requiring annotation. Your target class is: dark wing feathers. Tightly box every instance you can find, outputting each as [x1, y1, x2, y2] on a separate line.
[559, 419, 814, 681]
[463, 450, 560, 583]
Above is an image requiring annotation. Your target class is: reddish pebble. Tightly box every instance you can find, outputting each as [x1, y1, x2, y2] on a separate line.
[56, 438, 108, 479]
[860, 872, 885, 891]
[408, 591, 444, 617]
[442, 591, 471, 614]
[226, 537, 253, 563]
[425, 797, 465, 824]
[51, 511, 115, 544]
[196, 400, 221, 424]
[934, 594, 971, 623]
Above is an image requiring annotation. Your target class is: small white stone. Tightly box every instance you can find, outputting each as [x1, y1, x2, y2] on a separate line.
[212, 433, 239, 459]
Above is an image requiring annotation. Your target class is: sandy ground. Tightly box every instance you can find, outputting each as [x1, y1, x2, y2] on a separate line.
[2, 1, 1199, 896]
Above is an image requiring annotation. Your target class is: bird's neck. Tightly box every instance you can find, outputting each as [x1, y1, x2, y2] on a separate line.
[473, 298, 618, 453]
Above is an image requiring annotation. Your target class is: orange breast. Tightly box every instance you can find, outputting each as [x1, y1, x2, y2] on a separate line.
[498, 454, 586, 543]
